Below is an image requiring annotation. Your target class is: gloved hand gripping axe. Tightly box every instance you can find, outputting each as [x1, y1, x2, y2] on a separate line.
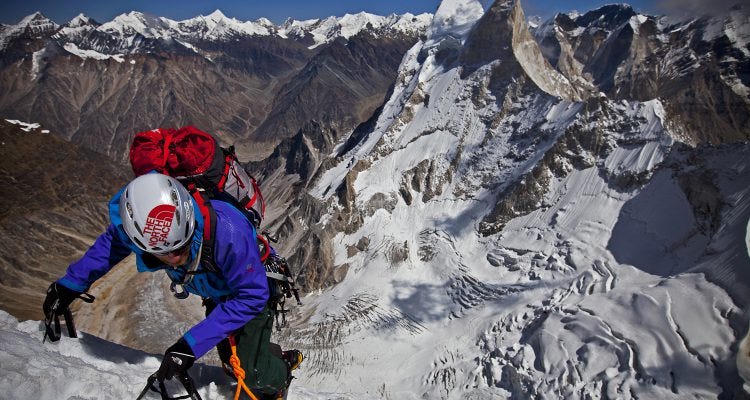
[42, 283, 95, 343]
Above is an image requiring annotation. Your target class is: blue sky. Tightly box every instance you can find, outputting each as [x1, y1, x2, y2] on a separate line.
[0, 1, 665, 25]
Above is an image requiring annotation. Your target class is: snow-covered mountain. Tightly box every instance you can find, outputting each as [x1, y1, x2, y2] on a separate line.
[0, 12, 58, 50]
[0, 9, 432, 56]
[1, 0, 749, 399]
[257, 0, 750, 398]
[531, 3, 750, 144]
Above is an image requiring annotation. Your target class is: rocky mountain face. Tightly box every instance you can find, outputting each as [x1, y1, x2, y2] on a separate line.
[266, 1, 750, 298]
[0, 119, 129, 321]
[532, 3, 750, 144]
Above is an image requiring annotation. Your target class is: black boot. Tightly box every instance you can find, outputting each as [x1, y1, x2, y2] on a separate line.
[281, 349, 304, 371]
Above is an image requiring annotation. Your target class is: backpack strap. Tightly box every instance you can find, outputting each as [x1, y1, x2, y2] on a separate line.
[256, 231, 271, 263]
[186, 183, 220, 274]
[216, 151, 233, 190]
[186, 182, 271, 272]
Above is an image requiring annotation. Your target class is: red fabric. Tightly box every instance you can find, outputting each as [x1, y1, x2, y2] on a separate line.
[129, 128, 176, 176]
[189, 184, 213, 242]
[217, 155, 232, 190]
[168, 126, 216, 177]
[252, 178, 265, 218]
[256, 232, 270, 262]
[129, 126, 217, 178]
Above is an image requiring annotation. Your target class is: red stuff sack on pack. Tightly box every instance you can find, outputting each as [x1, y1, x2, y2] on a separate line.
[128, 126, 265, 226]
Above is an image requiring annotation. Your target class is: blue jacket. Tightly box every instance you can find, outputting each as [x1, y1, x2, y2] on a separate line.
[58, 186, 269, 358]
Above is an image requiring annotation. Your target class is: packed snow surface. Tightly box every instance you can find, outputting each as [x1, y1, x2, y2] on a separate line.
[0, 310, 364, 400]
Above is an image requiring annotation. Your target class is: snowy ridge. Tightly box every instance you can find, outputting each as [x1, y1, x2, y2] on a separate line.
[0, 12, 58, 50]
[2, 9, 432, 54]
[279, 12, 432, 49]
[170, 10, 275, 40]
[97, 11, 173, 39]
[62, 43, 125, 62]
[67, 13, 95, 28]
[424, 0, 485, 48]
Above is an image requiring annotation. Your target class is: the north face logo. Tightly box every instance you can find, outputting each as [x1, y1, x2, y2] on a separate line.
[144, 204, 176, 247]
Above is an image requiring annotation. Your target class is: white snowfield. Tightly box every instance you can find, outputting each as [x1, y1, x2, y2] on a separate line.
[739, 218, 750, 391]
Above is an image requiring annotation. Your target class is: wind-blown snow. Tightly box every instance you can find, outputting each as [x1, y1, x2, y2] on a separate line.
[424, 0, 485, 47]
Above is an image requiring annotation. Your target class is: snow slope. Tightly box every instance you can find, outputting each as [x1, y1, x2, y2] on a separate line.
[0, 310, 359, 400]
[0, 12, 58, 49]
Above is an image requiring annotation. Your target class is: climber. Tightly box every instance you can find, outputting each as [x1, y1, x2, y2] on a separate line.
[42, 173, 302, 399]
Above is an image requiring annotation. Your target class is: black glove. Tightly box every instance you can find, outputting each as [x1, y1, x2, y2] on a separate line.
[157, 338, 195, 380]
[42, 282, 81, 317]
[42, 282, 94, 342]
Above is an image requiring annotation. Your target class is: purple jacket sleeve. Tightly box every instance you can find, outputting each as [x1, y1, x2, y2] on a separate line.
[58, 224, 132, 292]
[183, 205, 269, 358]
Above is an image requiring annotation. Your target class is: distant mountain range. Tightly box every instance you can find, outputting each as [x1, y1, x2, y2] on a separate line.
[1, 10, 431, 52]
[0, 9, 431, 161]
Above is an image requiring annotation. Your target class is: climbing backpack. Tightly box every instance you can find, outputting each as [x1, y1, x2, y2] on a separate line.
[128, 126, 300, 314]
[129, 126, 265, 227]
[129, 125, 267, 275]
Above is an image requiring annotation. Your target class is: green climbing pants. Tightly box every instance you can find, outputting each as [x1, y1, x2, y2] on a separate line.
[234, 305, 288, 396]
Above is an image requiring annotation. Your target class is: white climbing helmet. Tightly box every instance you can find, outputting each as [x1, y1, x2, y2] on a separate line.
[119, 173, 195, 254]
